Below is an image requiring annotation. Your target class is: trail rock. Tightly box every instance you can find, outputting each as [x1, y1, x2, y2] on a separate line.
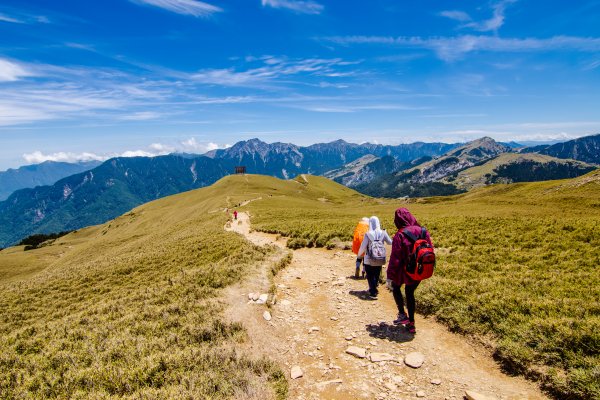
[416, 391, 426, 398]
[271, 295, 277, 305]
[263, 311, 272, 321]
[256, 293, 269, 304]
[465, 390, 496, 400]
[251, 293, 260, 301]
[248, 292, 255, 301]
[280, 299, 291, 306]
[345, 346, 367, 358]
[369, 353, 395, 362]
[431, 378, 442, 385]
[404, 352, 425, 368]
[290, 366, 303, 379]
[309, 326, 320, 333]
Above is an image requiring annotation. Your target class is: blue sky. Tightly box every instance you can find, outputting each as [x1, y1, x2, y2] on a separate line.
[1, 0, 599, 169]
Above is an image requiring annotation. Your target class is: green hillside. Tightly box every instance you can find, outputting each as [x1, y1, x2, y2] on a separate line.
[1, 172, 599, 399]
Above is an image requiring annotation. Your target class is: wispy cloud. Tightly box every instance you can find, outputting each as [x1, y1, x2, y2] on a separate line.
[440, 1, 516, 33]
[119, 111, 164, 120]
[439, 10, 471, 23]
[131, 0, 223, 17]
[0, 12, 23, 23]
[464, 0, 516, 32]
[322, 35, 600, 61]
[191, 56, 351, 86]
[261, 0, 323, 14]
[294, 103, 428, 113]
[0, 58, 33, 82]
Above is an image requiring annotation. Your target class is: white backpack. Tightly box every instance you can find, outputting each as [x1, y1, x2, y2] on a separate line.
[367, 232, 386, 266]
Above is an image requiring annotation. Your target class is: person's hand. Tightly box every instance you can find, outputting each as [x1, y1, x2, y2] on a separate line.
[355, 259, 361, 268]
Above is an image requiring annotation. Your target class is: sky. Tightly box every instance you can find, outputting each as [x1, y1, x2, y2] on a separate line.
[1, 0, 599, 170]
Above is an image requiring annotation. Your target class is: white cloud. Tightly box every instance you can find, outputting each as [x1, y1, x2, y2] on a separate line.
[22, 144, 175, 164]
[0, 58, 33, 82]
[131, 0, 222, 17]
[23, 151, 106, 164]
[261, 0, 323, 14]
[180, 137, 225, 153]
[322, 35, 600, 62]
[439, 10, 471, 22]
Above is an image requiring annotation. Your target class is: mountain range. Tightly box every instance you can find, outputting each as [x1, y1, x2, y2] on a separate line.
[0, 139, 455, 247]
[0, 134, 598, 247]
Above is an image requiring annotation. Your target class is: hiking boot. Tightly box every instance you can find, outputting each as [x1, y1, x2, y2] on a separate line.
[393, 313, 410, 325]
[368, 294, 378, 300]
[407, 322, 416, 334]
[361, 271, 366, 279]
[355, 267, 360, 278]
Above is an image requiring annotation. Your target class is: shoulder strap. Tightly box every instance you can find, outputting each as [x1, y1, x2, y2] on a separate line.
[401, 228, 418, 243]
[420, 227, 427, 240]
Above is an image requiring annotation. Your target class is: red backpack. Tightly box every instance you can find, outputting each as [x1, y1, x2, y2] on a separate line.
[402, 227, 436, 281]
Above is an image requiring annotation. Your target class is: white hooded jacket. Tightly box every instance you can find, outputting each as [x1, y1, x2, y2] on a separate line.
[358, 216, 392, 265]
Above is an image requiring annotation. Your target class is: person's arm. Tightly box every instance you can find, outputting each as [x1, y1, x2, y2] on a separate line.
[383, 230, 393, 245]
[357, 234, 369, 258]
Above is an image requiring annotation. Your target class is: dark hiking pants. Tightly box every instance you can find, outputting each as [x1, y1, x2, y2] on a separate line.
[392, 282, 420, 322]
[364, 264, 382, 296]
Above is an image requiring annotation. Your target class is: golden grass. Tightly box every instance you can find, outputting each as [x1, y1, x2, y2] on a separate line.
[0, 176, 288, 399]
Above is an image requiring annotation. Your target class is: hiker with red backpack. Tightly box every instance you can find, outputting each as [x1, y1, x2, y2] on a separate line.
[357, 216, 392, 299]
[387, 208, 435, 334]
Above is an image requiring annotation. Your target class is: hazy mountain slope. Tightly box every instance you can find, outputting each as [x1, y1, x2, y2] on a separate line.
[0, 155, 230, 247]
[0, 161, 100, 201]
[443, 153, 597, 190]
[323, 155, 406, 187]
[521, 133, 600, 164]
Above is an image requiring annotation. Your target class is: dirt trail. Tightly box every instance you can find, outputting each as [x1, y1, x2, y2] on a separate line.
[225, 212, 548, 400]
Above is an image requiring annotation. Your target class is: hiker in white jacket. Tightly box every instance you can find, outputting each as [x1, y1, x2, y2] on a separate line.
[358, 216, 392, 299]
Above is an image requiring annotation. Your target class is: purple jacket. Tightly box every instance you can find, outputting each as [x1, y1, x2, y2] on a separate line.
[387, 208, 434, 286]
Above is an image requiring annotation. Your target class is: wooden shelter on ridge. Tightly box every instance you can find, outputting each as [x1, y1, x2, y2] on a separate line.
[235, 166, 246, 174]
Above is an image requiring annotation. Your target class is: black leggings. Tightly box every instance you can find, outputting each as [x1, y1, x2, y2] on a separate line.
[392, 282, 420, 322]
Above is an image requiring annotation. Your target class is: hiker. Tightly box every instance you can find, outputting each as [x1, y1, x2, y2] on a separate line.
[387, 208, 434, 334]
[233, 210, 238, 220]
[352, 217, 370, 278]
[357, 216, 392, 299]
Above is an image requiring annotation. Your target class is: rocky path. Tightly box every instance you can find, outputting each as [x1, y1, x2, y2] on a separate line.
[225, 212, 548, 400]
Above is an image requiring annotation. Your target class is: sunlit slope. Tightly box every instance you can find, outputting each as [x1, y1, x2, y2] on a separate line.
[244, 171, 600, 400]
[0, 174, 306, 399]
[442, 152, 596, 190]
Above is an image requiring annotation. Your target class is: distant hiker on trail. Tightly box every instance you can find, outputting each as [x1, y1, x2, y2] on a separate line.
[233, 210, 238, 220]
[357, 216, 392, 299]
[352, 217, 370, 278]
[388, 208, 434, 334]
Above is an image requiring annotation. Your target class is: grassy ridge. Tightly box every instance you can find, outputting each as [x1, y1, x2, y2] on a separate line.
[0, 176, 287, 399]
[245, 173, 600, 399]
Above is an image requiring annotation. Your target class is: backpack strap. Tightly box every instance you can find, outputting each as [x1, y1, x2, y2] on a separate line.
[420, 227, 427, 240]
[401, 227, 418, 242]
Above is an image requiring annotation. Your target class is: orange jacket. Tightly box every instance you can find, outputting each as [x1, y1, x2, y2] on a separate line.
[352, 220, 369, 255]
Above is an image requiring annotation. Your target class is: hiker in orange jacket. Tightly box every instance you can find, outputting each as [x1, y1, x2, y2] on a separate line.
[352, 217, 369, 278]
